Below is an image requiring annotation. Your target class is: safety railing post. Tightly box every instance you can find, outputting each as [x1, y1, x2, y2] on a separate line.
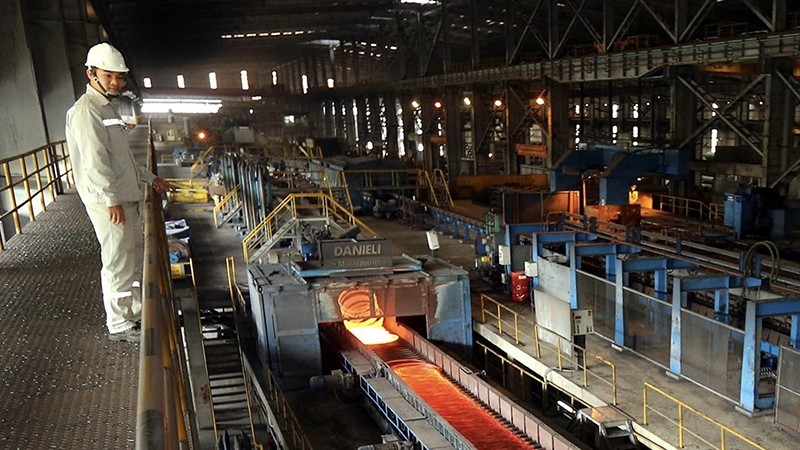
[582, 349, 588, 387]
[678, 403, 684, 447]
[643, 384, 649, 424]
[514, 314, 519, 344]
[32, 152, 46, 212]
[21, 157, 34, 221]
[3, 162, 22, 236]
[480, 295, 486, 323]
[497, 303, 502, 335]
[534, 324, 541, 357]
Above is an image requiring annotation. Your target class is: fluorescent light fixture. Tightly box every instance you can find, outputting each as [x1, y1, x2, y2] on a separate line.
[401, 0, 439, 4]
[327, 78, 335, 88]
[208, 72, 218, 90]
[141, 98, 222, 114]
[240, 70, 249, 90]
[301, 74, 309, 94]
[271, 70, 278, 86]
[251, 95, 262, 101]
[143, 77, 152, 88]
[177, 74, 185, 89]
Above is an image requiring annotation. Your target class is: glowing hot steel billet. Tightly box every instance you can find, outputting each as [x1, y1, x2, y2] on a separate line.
[390, 360, 533, 450]
[338, 289, 399, 345]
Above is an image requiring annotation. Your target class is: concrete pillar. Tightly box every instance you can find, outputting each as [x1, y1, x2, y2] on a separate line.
[23, 0, 75, 143]
[0, 0, 49, 158]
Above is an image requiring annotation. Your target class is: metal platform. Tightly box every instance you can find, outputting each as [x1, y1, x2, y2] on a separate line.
[0, 192, 139, 449]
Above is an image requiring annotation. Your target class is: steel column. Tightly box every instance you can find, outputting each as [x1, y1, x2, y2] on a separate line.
[740, 300, 761, 412]
[669, 277, 682, 375]
[614, 258, 624, 347]
[714, 289, 730, 324]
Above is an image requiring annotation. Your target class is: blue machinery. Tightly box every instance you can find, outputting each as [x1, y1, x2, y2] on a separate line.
[494, 213, 800, 414]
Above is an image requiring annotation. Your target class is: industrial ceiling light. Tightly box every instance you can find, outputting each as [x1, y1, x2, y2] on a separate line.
[493, 99, 503, 108]
[535, 97, 545, 106]
[433, 100, 443, 109]
[411, 100, 420, 109]
[463, 97, 471, 106]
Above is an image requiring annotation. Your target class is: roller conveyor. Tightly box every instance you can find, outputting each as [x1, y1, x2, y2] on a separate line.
[334, 323, 575, 450]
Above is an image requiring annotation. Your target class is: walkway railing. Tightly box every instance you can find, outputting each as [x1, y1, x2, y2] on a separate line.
[242, 192, 379, 262]
[137, 127, 197, 450]
[643, 382, 765, 450]
[650, 193, 724, 223]
[0, 141, 73, 250]
[477, 294, 617, 405]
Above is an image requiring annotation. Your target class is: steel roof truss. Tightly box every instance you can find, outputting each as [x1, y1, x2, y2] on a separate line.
[677, 75, 765, 157]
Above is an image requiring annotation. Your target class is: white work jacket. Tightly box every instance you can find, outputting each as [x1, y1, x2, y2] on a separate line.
[66, 85, 155, 206]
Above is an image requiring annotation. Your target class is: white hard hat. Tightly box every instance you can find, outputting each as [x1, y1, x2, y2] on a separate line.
[85, 43, 129, 73]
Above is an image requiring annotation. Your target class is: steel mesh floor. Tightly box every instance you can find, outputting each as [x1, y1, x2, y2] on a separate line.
[0, 192, 138, 449]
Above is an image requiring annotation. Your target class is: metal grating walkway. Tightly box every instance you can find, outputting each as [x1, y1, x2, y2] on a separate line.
[0, 192, 138, 449]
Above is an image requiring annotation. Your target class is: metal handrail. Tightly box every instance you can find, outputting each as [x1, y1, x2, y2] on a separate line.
[213, 184, 242, 228]
[650, 193, 724, 223]
[432, 168, 455, 209]
[0, 141, 73, 250]
[643, 382, 765, 450]
[478, 294, 617, 405]
[242, 192, 379, 262]
[137, 125, 197, 450]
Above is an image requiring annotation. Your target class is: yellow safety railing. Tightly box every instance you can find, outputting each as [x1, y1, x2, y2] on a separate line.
[0, 141, 73, 250]
[478, 294, 617, 405]
[226, 257, 269, 450]
[242, 192, 379, 262]
[137, 126, 196, 449]
[432, 168, 455, 209]
[228, 256, 312, 448]
[643, 383, 766, 450]
[165, 178, 209, 203]
[213, 184, 242, 228]
[335, 171, 356, 212]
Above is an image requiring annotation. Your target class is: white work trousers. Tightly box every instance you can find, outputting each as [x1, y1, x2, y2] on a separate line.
[84, 201, 143, 333]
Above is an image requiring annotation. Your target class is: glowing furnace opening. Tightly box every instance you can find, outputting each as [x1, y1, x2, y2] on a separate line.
[337, 289, 399, 345]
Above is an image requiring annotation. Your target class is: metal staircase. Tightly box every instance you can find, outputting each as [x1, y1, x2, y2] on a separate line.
[242, 192, 380, 263]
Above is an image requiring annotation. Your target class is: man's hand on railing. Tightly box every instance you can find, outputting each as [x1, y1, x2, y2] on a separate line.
[152, 177, 172, 194]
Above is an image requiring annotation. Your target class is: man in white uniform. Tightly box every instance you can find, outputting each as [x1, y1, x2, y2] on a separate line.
[65, 43, 170, 342]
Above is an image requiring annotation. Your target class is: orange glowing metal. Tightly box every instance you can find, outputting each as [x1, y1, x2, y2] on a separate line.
[339, 289, 399, 345]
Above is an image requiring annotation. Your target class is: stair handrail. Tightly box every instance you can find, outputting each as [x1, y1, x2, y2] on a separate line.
[432, 168, 455, 209]
[419, 169, 441, 207]
[213, 184, 242, 228]
[242, 195, 296, 261]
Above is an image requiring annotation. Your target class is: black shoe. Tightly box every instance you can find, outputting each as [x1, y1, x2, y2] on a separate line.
[109, 326, 141, 343]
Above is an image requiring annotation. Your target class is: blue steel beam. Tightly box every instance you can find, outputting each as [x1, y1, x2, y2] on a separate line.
[679, 275, 762, 292]
[620, 258, 698, 272]
[573, 242, 639, 257]
[533, 231, 596, 244]
[754, 298, 800, 317]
